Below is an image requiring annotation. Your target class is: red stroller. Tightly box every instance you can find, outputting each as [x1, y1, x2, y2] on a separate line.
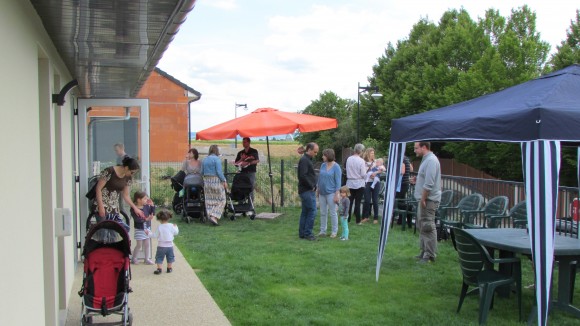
[78, 220, 133, 325]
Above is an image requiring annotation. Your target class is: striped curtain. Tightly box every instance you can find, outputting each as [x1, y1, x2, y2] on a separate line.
[522, 140, 560, 326]
[376, 142, 405, 281]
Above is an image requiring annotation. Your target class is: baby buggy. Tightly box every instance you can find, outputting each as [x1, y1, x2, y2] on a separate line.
[225, 172, 256, 220]
[78, 220, 133, 325]
[182, 181, 206, 224]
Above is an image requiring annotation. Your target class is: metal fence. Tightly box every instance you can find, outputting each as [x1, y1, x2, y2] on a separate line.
[148, 161, 579, 236]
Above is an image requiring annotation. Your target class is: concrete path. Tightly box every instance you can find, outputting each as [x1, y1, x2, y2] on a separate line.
[65, 233, 230, 325]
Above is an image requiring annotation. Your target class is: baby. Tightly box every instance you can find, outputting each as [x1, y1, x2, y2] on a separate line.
[367, 158, 386, 189]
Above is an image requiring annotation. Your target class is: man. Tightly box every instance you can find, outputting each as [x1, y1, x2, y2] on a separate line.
[234, 137, 260, 188]
[413, 142, 441, 263]
[114, 143, 130, 165]
[298, 142, 319, 241]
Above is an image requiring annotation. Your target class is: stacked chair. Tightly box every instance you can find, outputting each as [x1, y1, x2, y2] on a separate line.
[462, 196, 509, 229]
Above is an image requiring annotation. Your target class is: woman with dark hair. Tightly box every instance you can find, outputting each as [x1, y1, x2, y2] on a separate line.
[201, 145, 228, 226]
[94, 156, 144, 230]
[317, 148, 341, 238]
[182, 148, 203, 187]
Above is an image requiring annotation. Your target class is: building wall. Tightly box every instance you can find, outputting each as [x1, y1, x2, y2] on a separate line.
[137, 70, 191, 162]
[0, 1, 77, 325]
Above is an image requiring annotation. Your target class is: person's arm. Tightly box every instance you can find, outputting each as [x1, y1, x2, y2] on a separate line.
[181, 160, 187, 172]
[123, 185, 144, 218]
[95, 178, 107, 217]
[215, 158, 228, 190]
[334, 165, 341, 203]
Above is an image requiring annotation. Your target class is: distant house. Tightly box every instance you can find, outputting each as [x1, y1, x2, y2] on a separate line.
[87, 68, 201, 163]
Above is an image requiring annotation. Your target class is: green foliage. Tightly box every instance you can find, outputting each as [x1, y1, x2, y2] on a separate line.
[369, 6, 550, 180]
[174, 207, 580, 325]
[547, 10, 580, 71]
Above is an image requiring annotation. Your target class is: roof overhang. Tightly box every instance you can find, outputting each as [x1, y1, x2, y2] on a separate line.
[30, 0, 197, 98]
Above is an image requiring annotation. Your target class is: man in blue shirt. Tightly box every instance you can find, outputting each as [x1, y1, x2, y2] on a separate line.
[298, 142, 319, 241]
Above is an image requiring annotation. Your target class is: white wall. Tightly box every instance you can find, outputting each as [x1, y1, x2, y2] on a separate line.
[0, 1, 77, 325]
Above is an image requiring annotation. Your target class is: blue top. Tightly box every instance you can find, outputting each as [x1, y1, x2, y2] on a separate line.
[317, 162, 342, 195]
[201, 154, 226, 182]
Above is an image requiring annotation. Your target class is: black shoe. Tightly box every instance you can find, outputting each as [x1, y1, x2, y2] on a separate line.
[305, 236, 317, 241]
[166, 268, 173, 273]
[417, 257, 435, 264]
[154, 268, 162, 275]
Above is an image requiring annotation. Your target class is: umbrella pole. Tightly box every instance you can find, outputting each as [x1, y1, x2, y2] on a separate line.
[267, 136, 275, 213]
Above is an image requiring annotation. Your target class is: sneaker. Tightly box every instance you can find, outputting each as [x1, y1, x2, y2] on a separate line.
[166, 268, 173, 273]
[145, 259, 154, 265]
[339, 237, 345, 240]
[373, 220, 378, 224]
[132, 258, 139, 265]
[341, 238, 349, 241]
[153, 268, 162, 275]
[330, 234, 337, 238]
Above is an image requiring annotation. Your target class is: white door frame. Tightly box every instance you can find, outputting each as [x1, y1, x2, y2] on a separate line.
[77, 98, 150, 241]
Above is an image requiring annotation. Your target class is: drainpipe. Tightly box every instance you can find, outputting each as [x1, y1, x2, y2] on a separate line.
[188, 99, 195, 148]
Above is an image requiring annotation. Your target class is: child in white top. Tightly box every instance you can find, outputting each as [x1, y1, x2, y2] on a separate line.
[366, 158, 386, 189]
[149, 209, 179, 275]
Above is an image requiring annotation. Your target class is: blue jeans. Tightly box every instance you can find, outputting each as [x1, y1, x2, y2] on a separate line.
[319, 193, 338, 235]
[155, 246, 176, 264]
[299, 191, 317, 238]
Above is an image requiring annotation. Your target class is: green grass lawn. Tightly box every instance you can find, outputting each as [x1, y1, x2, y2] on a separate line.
[174, 207, 580, 326]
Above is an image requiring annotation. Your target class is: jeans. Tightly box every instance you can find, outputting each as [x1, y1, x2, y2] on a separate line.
[363, 182, 380, 220]
[319, 193, 338, 235]
[155, 246, 176, 264]
[299, 191, 317, 238]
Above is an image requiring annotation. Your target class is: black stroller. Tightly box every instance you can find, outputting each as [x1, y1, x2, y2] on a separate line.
[169, 170, 185, 215]
[225, 173, 256, 220]
[78, 220, 133, 325]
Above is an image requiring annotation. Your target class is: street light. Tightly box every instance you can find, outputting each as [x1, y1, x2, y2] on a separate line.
[357, 83, 382, 143]
[234, 103, 247, 147]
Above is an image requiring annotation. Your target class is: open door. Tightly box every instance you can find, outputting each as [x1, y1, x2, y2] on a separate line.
[77, 98, 150, 242]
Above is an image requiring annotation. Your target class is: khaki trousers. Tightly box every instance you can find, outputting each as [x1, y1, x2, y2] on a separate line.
[416, 200, 439, 259]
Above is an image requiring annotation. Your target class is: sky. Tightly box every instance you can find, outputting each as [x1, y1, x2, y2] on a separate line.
[157, 0, 579, 133]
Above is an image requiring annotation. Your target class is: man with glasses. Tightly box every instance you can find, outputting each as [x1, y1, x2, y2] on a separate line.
[413, 142, 441, 263]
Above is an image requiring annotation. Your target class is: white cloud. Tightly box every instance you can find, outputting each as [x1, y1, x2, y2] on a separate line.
[158, 0, 579, 133]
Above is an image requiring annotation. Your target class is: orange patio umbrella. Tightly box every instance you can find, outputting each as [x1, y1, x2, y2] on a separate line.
[196, 107, 338, 212]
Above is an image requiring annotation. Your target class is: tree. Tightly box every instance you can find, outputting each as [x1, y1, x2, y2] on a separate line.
[547, 10, 580, 71]
[296, 91, 355, 162]
[370, 6, 550, 181]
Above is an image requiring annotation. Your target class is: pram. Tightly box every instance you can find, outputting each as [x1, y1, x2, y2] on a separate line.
[170, 170, 185, 215]
[225, 172, 256, 220]
[78, 220, 133, 325]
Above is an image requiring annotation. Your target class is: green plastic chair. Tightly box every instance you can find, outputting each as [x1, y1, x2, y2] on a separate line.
[439, 193, 484, 230]
[450, 228, 522, 325]
[463, 196, 509, 229]
[508, 201, 528, 229]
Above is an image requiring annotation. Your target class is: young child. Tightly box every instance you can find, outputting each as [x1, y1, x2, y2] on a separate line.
[130, 191, 155, 265]
[366, 158, 387, 189]
[150, 209, 179, 275]
[338, 186, 351, 241]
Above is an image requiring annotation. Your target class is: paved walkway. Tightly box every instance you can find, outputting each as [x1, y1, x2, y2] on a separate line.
[65, 223, 230, 325]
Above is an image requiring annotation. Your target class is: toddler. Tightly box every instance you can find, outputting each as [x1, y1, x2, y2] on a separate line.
[150, 209, 179, 275]
[130, 191, 155, 265]
[338, 186, 351, 241]
[366, 158, 386, 189]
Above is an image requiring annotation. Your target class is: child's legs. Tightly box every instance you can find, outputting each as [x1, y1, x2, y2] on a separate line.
[143, 238, 151, 259]
[167, 247, 176, 268]
[155, 246, 167, 267]
[341, 216, 349, 238]
[133, 239, 143, 256]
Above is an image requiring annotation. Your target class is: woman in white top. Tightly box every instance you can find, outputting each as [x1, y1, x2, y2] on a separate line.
[345, 143, 366, 225]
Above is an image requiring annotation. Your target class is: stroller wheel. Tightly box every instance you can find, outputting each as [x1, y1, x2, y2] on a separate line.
[249, 210, 256, 220]
[81, 315, 92, 326]
[229, 213, 236, 221]
[127, 311, 133, 326]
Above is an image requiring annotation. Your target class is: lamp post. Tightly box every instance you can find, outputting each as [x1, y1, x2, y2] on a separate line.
[234, 103, 247, 147]
[357, 83, 382, 143]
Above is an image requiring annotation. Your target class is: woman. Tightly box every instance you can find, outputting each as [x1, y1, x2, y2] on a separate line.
[95, 156, 144, 231]
[345, 143, 366, 225]
[317, 148, 342, 238]
[182, 148, 203, 187]
[201, 145, 228, 226]
[362, 148, 381, 224]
